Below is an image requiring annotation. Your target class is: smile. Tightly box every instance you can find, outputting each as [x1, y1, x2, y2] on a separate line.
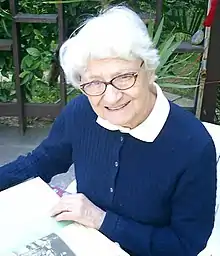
[106, 101, 130, 111]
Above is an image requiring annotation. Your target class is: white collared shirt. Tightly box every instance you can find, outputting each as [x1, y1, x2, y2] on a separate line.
[96, 83, 170, 142]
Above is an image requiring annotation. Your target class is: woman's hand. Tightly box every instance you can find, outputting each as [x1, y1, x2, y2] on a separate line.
[50, 193, 106, 229]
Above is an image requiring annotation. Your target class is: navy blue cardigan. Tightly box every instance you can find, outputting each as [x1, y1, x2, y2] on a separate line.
[0, 95, 217, 256]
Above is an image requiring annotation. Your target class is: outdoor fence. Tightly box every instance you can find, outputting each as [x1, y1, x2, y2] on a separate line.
[0, 0, 219, 134]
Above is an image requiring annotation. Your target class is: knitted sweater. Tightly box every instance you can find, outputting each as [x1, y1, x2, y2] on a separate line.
[0, 95, 217, 256]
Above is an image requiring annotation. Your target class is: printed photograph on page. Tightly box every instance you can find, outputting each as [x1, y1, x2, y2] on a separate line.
[9, 233, 76, 256]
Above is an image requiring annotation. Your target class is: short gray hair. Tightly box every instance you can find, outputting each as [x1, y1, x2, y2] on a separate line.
[59, 5, 160, 88]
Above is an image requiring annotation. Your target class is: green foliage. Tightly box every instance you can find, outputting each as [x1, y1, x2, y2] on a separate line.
[0, 0, 59, 103]
[19, 32, 58, 98]
[164, 0, 207, 39]
[0, 81, 16, 102]
[0, 0, 105, 103]
[0, 0, 206, 104]
[148, 17, 200, 91]
[0, 0, 12, 35]
[0, 1, 13, 94]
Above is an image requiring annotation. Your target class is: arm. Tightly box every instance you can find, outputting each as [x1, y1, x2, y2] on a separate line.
[0, 106, 73, 191]
[99, 141, 217, 256]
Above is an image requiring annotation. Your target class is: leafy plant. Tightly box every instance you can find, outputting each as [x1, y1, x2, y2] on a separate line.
[164, 0, 207, 39]
[0, 81, 16, 102]
[0, 0, 13, 101]
[148, 17, 199, 90]
[0, 0, 204, 105]
[19, 27, 58, 100]
[0, 0, 59, 103]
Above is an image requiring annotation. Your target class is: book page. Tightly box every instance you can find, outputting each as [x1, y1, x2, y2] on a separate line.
[0, 177, 68, 254]
[58, 223, 130, 256]
[5, 232, 76, 256]
[0, 177, 129, 256]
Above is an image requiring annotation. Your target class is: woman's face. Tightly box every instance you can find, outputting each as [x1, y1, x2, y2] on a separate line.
[80, 58, 156, 128]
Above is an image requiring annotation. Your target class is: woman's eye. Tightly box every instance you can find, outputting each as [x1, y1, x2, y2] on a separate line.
[122, 75, 133, 79]
[117, 74, 133, 82]
[85, 81, 101, 87]
[91, 81, 104, 87]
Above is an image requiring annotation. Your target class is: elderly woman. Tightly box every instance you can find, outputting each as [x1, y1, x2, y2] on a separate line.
[0, 6, 217, 256]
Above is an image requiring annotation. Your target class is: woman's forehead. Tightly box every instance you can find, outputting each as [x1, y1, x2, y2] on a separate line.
[83, 58, 141, 79]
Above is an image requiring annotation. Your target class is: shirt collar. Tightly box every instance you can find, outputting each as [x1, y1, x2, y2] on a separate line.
[96, 83, 170, 142]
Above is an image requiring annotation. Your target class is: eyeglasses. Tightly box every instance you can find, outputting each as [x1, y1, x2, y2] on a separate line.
[80, 61, 144, 96]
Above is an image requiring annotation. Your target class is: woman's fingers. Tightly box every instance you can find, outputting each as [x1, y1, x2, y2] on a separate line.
[49, 193, 106, 229]
[50, 195, 76, 216]
[54, 211, 74, 222]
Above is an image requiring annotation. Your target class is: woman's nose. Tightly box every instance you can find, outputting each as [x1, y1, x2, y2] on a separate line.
[103, 84, 123, 104]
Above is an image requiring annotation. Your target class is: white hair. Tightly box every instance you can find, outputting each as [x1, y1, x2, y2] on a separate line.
[59, 5, 160, 88]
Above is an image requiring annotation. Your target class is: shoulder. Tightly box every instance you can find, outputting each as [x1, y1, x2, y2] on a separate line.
[51, 94, 97, 136]
[64, 94, 93, 113]
[59, 94, 97, 122]
[164, 102, 215, 156]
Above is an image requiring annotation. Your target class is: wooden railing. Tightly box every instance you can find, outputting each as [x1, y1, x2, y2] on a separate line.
[0, 0, 66, 133]
[0, 0, 219, 133]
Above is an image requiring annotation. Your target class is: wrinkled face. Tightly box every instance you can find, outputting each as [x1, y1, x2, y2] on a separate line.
[80, 58, 155, 128]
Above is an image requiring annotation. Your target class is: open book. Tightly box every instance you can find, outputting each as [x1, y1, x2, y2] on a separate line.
[0, 177, 129, 256]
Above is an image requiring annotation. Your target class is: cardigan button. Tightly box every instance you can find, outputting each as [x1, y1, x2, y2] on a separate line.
[120, 136, 124, 142]
[114, 161, 119, 167]
[110, 187, 114, 193]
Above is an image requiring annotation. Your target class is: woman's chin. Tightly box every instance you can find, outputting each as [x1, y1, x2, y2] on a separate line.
[105, 116, 131, 127]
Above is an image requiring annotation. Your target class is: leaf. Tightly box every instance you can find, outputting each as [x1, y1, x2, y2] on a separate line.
[27, 48, 41, 57]
[182, 8, 187, 32]
[159, 35, 175, 57]
[175, 8, 181, 30]
[189, 10, 197, 35]
[20, 73, 34, 85]
[158, 28, 176, 52]
[157, 41, 181, 74]
[1, 19, 11, 37]
[19, 71, 31, 78]
[29, 61, 41, 71]
[35, 70, 44, 79]
[40, 62, 50, 71]
[159, 83, 199, 89]
[159, 53, 194, 78]
[191, 10, 204, 34]
[50, 40, 58, 52]
[148, 21, 155, 40]
[36, 78, 48, 86]
[1, 66, 9, 78]
[167, 53, 194, 67]
[21, 55, 33, 69]
[22, 24, 33, 36]
[158, 61, 174, 78]
[0, 7, 11, 19]
[43, 0, 98, 3]
[0, 57, 5, 67]
[157, 76, 193, 80]
[33, 29, 42, 37]
[152, 17, 164, 47]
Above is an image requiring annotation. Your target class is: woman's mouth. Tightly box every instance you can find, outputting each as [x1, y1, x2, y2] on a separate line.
[105, 101, 130, 111]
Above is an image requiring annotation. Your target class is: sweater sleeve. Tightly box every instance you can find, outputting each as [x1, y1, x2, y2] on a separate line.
[99, 141, 217, 256]
[0, 106, 73, 191]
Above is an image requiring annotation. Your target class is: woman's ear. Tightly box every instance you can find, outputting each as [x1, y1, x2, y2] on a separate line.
[75, 72, 82, 83]
[146, 70, 156, 86]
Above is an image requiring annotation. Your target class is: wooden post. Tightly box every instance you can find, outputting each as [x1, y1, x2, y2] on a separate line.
[200, 0, 220, 123]
[57, 3, 67, 108]
[9, 0, 26, 134]
[156, 0, 163, 26]
[195, 0, 211, 119]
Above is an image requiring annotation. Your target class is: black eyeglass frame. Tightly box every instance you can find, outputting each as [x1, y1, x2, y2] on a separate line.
[80, 61, 144, 96]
